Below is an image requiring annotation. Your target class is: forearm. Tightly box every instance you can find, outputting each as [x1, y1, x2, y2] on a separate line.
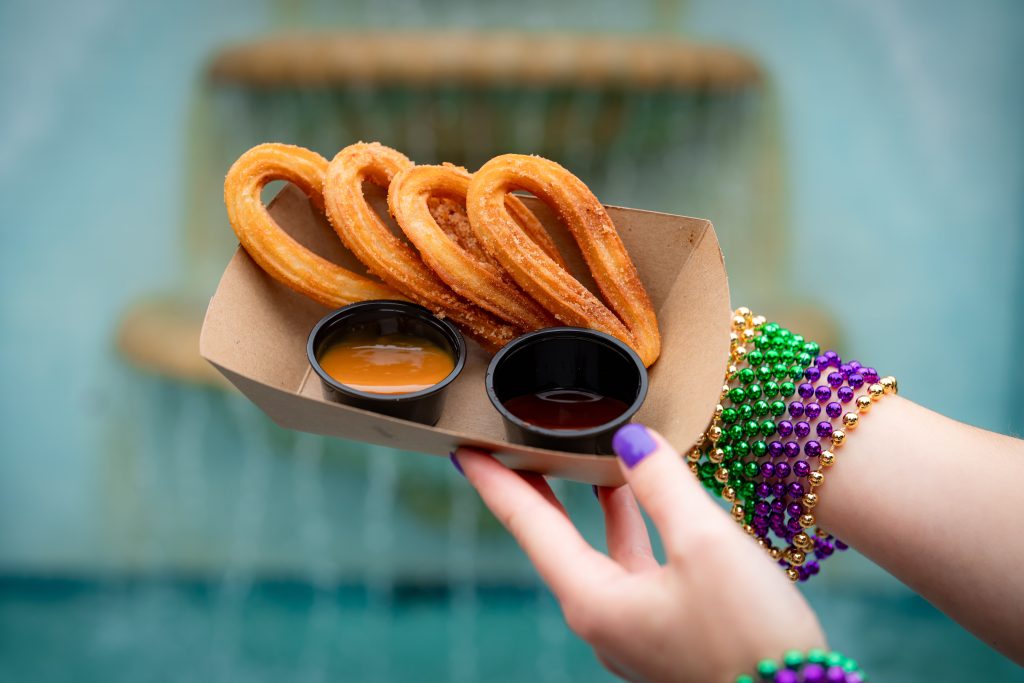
[814, 395, 1024, 662]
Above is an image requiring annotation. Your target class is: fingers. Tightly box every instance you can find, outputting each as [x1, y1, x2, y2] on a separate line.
[520, 470, 569, 514]
[597, 485, 658, 572]
[612, 424, 728, 562]
[454, 447, 624, 603]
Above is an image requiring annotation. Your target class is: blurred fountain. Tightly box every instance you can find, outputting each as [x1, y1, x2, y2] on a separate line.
[106, 23, 831, 683]
[362, 446, 398, 680]
[209, 396, 275, 679]
[291, 432, 339, 682]
[446, 464, 480, 683]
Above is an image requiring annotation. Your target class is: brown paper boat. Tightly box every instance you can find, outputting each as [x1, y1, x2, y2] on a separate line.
[200, 185, 730, 486]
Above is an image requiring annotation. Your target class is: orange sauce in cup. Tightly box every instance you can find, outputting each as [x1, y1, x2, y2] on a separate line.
[317, 332, 455, 395]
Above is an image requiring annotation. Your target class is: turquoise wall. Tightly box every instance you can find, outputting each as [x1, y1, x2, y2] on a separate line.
[5, 0, 1021, 569]
[1, 2, 1022, 680]
[691, 0, 1024, 436]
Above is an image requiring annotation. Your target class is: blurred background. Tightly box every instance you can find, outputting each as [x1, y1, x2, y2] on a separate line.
[2, 0, 1023, 680]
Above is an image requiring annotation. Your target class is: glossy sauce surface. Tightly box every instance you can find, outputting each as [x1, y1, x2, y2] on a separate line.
[502, 388, 630, 431]
[318, 332, 455, 395]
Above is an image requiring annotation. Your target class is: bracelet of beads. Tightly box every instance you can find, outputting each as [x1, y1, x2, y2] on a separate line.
[690, 307, 898, 582]
[735, 648, 867, 683]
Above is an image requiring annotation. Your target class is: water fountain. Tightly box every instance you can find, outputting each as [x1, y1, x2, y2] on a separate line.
[107, 27, 842, 680]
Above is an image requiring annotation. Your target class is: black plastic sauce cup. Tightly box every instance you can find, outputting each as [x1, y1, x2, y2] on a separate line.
[307, 300, 467, 426]
[486, 327, 648, 454]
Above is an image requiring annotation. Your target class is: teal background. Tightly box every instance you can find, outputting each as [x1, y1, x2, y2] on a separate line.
[1, 0, 1022, 680]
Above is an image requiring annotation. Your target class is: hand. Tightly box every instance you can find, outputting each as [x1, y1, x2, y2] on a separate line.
[454, 424, 826, 683]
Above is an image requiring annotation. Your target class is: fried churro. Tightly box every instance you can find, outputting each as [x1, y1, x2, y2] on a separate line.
[223, 143, 401, 308]
[388, 163, 558, 331]
[323, 143, 520, 351]
[466, 154, 661, 366]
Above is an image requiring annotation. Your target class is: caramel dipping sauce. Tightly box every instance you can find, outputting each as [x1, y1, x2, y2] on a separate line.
[317, 332, 456, 395]
[308, 300, 467, 425]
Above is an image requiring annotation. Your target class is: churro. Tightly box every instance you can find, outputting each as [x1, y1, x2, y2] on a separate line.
[389, 163, 558, 330]
[223, 143, 401, 308]
[323, 143, 520, 351]
[467, 154, 661, 366]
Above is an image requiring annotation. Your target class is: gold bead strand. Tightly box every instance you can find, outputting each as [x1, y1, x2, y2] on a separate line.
[784, 375, 899, 580]
[688, 306, 901, 582]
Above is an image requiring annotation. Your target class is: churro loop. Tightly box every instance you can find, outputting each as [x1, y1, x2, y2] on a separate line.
[323, 143, 519, 351]
[425, 190, 568, 272]
[388, 163, 559, 330]
[224, 143, 401, 308]
[467, 154, 661, 366]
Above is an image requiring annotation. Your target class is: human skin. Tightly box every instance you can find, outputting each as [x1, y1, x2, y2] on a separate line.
[453, 396, 1024, 681]
[812, 396, 1024, 661]
[453, 431, 826, 683]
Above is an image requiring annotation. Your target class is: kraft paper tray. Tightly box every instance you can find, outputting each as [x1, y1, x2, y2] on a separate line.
[200, 184, 730, 486]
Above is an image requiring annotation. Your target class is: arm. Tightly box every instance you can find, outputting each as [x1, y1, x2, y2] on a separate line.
[455, 398, 1024, 681]
[814, 395, 1024, 661]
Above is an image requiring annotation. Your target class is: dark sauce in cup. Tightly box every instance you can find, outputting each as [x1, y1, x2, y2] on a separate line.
[501, 389, 630, 431]
[485, 327, 648, 453]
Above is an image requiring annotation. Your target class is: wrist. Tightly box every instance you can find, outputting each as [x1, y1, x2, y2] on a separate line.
[688, 307, 898, 582]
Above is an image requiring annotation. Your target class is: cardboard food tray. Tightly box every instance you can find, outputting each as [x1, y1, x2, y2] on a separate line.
[199, 184, 731, 486]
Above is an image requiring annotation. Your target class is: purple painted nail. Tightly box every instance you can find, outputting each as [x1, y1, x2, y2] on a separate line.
[612, 424, 656, 469]
[449, 452, 464, 477]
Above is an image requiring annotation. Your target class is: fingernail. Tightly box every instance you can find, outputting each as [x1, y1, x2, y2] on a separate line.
[449, 452, 464, 477]
[612, 424, 657, 469]
[592, 484, 600, 500]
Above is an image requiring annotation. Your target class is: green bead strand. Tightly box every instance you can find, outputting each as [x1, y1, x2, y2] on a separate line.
[782, 650, 804, 668]
[756, 659, 779, 677]
[736, 648, 867, 683]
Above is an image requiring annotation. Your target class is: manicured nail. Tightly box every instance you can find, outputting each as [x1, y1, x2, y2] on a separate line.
[449, 452, 464, 477]
[592, 484, 600, 500]
[612, 424, 657, 469]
